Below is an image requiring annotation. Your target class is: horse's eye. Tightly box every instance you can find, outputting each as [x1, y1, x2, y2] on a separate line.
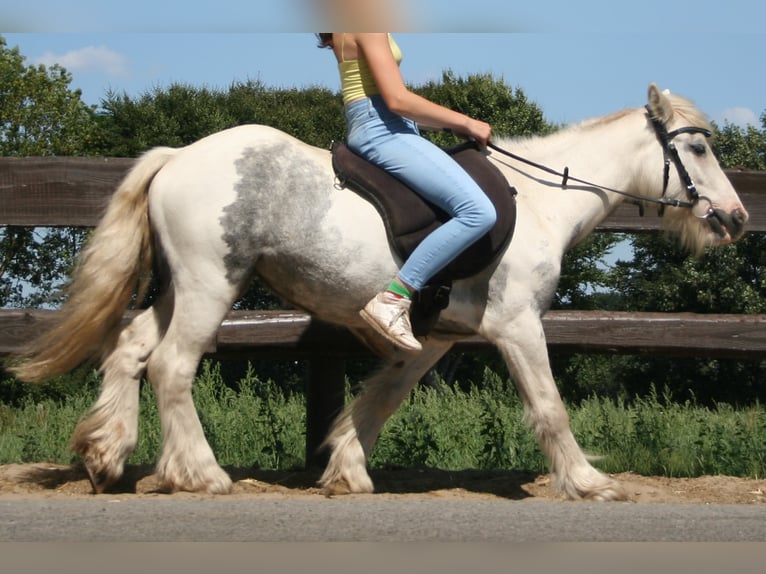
[689, 142, 707, 156]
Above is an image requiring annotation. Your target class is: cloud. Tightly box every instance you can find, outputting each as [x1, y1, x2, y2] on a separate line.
[718, 107, 759, 128]
[31, 46, 129, 78]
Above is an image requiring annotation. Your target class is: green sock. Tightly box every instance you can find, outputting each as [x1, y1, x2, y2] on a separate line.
[386, 278, 413, 299]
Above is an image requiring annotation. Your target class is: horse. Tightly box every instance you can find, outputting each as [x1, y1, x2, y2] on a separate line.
[9, 84, 748, 501]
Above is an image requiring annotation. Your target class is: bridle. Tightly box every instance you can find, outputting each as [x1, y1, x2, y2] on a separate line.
[643, 105, 714, 214]
[486, 106, 716, 220]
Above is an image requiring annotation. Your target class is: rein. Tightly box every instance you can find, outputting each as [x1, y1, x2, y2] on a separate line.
[485, 107, 714, 217]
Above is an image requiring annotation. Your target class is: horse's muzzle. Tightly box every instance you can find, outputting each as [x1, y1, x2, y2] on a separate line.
[708, 207, 748, 241]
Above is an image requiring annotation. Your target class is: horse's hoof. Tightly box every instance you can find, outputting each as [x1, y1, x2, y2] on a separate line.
[319, 471, 375, 495]
[584, 481, 630, 502]
[156, 465, 233, 494]
[203, 476, 234, 494]
[83, 458, 120, 494]
[321, 477, 353, 496]
[157, 479, 233, 495]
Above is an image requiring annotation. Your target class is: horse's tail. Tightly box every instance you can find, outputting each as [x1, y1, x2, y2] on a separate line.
[9, 147, 178, 383]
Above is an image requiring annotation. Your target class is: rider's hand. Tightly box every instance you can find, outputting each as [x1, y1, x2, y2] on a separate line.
[458, 118, 492, 148]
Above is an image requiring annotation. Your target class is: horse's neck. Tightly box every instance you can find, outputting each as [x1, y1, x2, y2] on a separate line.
[501, 110, 654, 248]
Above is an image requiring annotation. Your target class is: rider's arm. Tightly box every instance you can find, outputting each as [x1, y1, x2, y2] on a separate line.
[355, 33, 492, 147]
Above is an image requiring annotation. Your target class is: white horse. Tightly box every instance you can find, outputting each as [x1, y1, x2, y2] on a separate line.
[10, 84, 748, 500]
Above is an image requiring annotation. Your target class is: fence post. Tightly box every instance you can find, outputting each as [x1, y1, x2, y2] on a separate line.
[304, 355, 347, 468]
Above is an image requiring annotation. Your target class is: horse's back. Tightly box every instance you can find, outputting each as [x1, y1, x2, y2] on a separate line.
[156, 124, 327, 178]
[187, 123, 313, 150]
[149, 123, 331, 214]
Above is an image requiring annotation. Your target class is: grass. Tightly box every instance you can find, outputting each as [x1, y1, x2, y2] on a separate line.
[1, 362, 764, 478]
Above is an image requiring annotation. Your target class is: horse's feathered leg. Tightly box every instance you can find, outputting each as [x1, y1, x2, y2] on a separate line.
[146, 281, 238, 494]
[319, 339, 453, 494]
[70, 301, 170, 493]
[485, 309, 628, 501]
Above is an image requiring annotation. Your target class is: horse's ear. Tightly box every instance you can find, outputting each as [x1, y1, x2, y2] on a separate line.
[647, 83, 673, 123]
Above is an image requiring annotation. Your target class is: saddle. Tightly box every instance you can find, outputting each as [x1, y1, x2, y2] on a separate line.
[331, 140, 517, 335]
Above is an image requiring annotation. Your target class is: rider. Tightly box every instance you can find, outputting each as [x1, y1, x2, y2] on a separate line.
[318, 33, 496, 352]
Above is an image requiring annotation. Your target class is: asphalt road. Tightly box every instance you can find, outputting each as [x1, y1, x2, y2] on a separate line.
[2, 498, 765, 542]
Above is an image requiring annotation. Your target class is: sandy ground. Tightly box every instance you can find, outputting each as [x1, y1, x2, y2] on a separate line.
[1, 463, 765, 503]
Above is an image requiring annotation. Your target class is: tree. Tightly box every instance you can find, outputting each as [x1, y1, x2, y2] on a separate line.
[95, 80, 346, 157]
[0, 35, 98, 308]
[414, 70, 553, 145]
[0, 38, 98, 156]
[713, 117, 766, 171]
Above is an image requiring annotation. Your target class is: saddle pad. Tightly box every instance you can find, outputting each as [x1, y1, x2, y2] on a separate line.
[332, 141, 517, 281]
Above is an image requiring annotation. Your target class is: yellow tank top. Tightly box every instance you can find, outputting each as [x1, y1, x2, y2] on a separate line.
[339, 34, 402, 105]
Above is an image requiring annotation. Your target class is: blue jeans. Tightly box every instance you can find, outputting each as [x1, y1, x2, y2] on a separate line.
[345, 96, 496, 291]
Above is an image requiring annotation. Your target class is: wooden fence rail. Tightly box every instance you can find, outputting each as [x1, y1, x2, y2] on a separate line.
[3, 309, 766, 361]
[1, 157, 765, 231]
[2, 158, 766, 464]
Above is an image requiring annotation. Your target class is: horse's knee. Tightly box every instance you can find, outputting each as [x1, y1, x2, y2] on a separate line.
[145, 347, 193, 392]
[525, 399, 571, 440]
[145, 354, 166, 391]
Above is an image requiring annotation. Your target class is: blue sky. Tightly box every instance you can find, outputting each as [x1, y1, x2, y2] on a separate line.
[2, 1, 764, 128]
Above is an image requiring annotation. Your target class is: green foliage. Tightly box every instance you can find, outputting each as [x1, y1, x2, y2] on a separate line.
[555, 233, 623, 310]
[0, 37, 98, 156]
[472, 369, 545, 470]
[572, 387, 766, 477]
[0, 381, 96, 464]
[0, 365, 100, 407]
[372, 375, 495, 470]
[413, 70, 552, 145]
[95, 80, 345, 157]
[227, 82, 345, 148]
[94, 84, 234, 156]
[713, 119, 766, 170]
[592, 229, 766, 405]
[2, 366, 766, 478]
[0, 226, 88, 308]
[554, 353, 636, 404]
[613, 235, 766, 314]
[192, 362, 305, 469]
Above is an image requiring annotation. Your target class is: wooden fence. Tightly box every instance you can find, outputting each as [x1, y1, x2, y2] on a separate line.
[1, 157, 765, 465]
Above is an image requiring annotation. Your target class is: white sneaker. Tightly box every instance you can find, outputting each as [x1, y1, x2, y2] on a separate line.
[359, 292, 422, 352]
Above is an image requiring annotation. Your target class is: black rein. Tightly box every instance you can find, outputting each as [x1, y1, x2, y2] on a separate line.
[485, 106, 714, 216]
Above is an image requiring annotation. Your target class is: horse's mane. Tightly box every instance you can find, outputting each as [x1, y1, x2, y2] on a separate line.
[664, 92, 712, 130]
[495, 92, 711, 150]
[574, 93, 710, 133]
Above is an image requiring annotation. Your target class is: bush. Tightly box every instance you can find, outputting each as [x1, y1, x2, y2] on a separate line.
[1, 364, 765, 478]
[371, 368, 545, 471]
[571, 387, 766, 477]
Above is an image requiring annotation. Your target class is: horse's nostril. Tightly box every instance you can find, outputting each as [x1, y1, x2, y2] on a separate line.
[727, 208, 747, 238]
[710, 208, 748, 240]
